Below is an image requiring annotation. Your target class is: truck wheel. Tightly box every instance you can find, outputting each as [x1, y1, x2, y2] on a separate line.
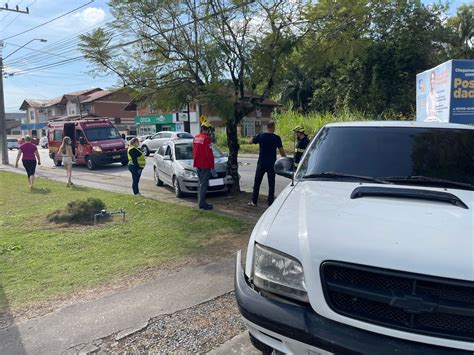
[142, 145, 150, 156]
[249, 333, 273, 355]
[54, 157, 62, 167]
[154, 167, 164, 186]
[86, 157, 95, 170]
[173, 177, 183, 198]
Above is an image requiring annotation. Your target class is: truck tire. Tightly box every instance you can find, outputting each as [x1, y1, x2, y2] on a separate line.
[86, 157, 95, 170]
[53, 155, 62, 167]
[249, 333, 273, 355]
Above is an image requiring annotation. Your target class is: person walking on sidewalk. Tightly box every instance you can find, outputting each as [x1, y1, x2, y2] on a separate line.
[293, 125, 310, 169]
[58, 136, 75, 187]
[249, 121, 286, 207]
[193, 121, 215, 210]
[15, 135, 41, 189]
[127, 137, 146, 196]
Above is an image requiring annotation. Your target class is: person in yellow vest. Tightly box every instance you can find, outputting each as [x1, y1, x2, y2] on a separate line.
[127, 137, 146, 196]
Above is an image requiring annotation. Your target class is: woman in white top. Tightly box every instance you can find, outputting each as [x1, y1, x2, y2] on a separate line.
[59, 136, 75, 187]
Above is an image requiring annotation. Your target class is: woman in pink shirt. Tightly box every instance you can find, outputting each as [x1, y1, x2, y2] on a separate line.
[15, 135, 41, 189]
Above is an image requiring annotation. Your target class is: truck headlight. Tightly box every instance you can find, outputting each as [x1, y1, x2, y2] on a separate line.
[92, 146, 102, 152]
[183, 169, 197, 178]
[253, 243, 308, 302]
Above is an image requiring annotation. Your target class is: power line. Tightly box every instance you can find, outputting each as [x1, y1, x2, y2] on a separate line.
[1, 0, 94, 41]
[1, 0, 35, 33]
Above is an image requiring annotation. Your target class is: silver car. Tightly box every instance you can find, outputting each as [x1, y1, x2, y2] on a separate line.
[7, 137, 19, 150]
[141, 131, 194, 156]
[153, 139, 233, 197]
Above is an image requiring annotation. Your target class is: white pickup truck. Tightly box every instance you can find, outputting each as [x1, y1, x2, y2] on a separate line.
[236, 121, 474, 354]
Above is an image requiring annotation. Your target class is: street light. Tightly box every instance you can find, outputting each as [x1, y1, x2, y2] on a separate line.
[3, 38, 48, 60]
[0, 38, 47, 165]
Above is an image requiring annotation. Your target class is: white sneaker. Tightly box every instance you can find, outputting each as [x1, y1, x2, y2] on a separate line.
[247, 201, 256, 207]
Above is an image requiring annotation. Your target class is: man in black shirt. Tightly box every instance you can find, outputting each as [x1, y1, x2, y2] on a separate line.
[293, 125, 310, 169]
[249, 121, 286, 207]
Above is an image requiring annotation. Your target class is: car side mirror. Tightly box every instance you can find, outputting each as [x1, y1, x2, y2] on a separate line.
[79, 137, 85, 145]
[163, 155, 171, 161]
[274, 157, 294, 179]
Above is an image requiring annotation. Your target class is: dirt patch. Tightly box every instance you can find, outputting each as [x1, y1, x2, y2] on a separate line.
[88, 292, 245, 354]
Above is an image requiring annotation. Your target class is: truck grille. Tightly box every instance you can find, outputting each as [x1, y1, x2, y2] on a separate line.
[321, 262, 474, 342]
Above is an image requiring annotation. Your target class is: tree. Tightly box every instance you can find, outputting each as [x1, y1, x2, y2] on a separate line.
[79, 0, 310, 192]
[447, 4, 474, 59]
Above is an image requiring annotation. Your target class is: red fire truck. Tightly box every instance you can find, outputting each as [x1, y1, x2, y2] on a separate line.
[47, 117, 128, 170]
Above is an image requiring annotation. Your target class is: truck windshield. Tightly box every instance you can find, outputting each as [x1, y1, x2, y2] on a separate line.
[84, 127, 122, 141]
[297, 126, 474, 190]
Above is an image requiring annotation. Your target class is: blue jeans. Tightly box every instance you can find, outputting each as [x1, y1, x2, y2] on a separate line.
[196, 168, 211, 208]
[128, 165, 142, 195]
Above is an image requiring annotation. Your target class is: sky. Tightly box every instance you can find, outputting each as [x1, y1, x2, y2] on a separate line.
[0, 0, 471, 113]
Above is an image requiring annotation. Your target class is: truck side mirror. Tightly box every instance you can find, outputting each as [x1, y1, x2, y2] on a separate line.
[79, 137, 85, 145]
[274, 157, 294, 179]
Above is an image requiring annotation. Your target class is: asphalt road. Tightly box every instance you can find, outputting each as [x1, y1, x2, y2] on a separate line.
[8, 148, 289, 199]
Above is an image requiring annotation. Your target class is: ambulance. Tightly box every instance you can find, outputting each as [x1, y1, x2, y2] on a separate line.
[47, 117, 128, 170]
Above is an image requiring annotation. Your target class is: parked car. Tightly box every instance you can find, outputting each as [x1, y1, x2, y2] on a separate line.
[153, 138, 232, 197]
[39, 136, 48, 148]
[141, 131, 194, 156]
[7, 137, 19, 150]
[138, 134, 152, 144]
[236, 121, 474, 354]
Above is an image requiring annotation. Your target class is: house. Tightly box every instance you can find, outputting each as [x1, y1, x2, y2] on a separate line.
[19, 88, 137, 137]
[6, 113, 25, 136]
[130, 91, 279, 137]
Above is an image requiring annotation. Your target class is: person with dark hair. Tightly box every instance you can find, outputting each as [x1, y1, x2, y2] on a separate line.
[249, 121, 286, 207]
[293, 125, 310, 169]
[193, 120, 215, 210]
[15, 135, 41, 189]
[127, 137, 146, 195]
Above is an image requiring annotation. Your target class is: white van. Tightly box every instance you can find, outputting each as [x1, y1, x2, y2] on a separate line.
[236, 121, 474, 354]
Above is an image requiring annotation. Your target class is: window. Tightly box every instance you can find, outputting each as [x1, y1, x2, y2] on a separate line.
[76, 130, 85, 142]
[54, 130, 63, 142]
[84, 127, 121, 141]
[157, 145, 166, 156]
[175, 143, 194, 160]
[152, 133, 162, 139]
[298, 127, 474, 188]
[165, 145, 172, 158]
[29, 111, 34, 120]
[162, 132, 173, 139]
[115, 118, 121, 124]
[47, 109, 53, 117]
[177, 132, 193, 139]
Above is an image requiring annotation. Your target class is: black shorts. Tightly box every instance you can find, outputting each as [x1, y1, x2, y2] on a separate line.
[22, 160, 37, 177]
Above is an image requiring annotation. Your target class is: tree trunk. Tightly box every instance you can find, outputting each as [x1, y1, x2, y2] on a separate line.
[226, 112, 241, 193]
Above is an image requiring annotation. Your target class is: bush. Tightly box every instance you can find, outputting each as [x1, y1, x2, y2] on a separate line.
[47, 198, 106, 225]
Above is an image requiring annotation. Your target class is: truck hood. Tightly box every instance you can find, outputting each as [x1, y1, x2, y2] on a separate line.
[257, 181, 474, 281]
[90, 139, 126, 151]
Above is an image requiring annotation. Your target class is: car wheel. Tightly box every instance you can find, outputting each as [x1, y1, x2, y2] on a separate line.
[142, 145, 150, 156]
[86, 157, 95, 170]
[173, 176, 183, 198]
[154, 167, 164, 186]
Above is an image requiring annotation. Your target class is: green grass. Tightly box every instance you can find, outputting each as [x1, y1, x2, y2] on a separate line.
[216, 110, 372, 154]
[0, 171, 245, 310]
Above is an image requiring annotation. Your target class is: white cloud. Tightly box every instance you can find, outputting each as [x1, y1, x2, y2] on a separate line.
[72, 7, 106, 28]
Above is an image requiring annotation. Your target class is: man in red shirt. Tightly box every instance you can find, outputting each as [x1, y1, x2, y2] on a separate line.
[193, 121, 215, 210]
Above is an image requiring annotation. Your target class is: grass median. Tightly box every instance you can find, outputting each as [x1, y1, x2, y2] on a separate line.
[0, 171, 246, 311]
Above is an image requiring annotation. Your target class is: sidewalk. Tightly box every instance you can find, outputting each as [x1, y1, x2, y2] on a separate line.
[0, 257, 235, 354]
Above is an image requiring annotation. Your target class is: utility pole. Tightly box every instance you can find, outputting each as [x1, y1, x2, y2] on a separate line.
[0, 5, 31, 165]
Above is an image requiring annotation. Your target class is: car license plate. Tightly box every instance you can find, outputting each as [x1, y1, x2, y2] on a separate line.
[209, 178, 224, 187]
[113, 155, 121, 159]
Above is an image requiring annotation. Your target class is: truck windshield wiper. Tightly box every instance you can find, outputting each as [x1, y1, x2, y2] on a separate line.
[303, 172, 391, 184]
[383, 175, 474, 190]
